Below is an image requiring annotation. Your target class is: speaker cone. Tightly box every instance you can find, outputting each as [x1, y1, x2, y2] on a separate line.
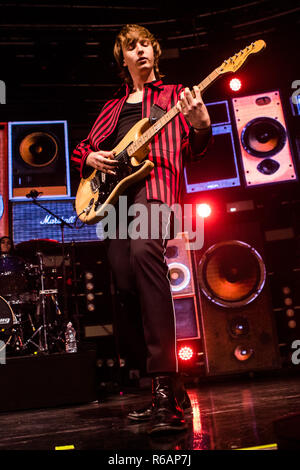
[198, 240, 266, 307]
[241, 117, 286, 158]
[229, 316, 249, 337]
[234, 345, 254, 361]
[19, 132, 58, 167]
[257, 158, 280, 175]
[168, 262, 191, 293]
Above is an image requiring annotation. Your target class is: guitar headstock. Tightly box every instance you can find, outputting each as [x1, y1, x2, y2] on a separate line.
[216, 40, 266, 75]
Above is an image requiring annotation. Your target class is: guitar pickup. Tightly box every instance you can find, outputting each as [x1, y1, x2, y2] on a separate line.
[90, 174, 102, 192]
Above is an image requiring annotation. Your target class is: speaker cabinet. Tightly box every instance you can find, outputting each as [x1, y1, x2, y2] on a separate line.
[0, 123, 9, 236]
[197, 221, 280, 376]
[8, 121, 71, 200]
[184, 100, 241, 193]
[232, 91, 297, 187]
[165, 232, 201, 341]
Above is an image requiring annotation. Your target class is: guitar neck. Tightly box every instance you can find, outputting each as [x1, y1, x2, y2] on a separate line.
[127, 68, 219, 157]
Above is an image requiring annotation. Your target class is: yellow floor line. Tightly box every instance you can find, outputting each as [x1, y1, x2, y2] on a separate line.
[236, 443, 277, 450]
[55, 445, 75, 450]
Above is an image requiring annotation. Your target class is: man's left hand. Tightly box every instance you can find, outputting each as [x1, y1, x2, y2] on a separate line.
[177, 86, 211, 130]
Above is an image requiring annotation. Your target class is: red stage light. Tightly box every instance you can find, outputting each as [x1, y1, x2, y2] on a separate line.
[178, 346, 194, 361]
[197, 203, 211, 218]
[229, 78, 242, 91]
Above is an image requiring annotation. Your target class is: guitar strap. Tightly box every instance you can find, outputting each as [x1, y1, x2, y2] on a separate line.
[149, 86, 174, 124]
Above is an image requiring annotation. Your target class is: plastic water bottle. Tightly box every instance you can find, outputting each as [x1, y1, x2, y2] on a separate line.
[65, 322, 77, 353]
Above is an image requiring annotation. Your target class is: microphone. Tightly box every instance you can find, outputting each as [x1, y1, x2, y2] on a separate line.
[26, 190, 43, 199]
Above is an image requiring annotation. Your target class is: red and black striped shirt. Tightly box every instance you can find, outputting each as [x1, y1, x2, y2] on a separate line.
[71, 80, 209, 207]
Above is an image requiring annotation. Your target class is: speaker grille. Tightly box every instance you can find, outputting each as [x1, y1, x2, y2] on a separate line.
[198, 240, 266, 307]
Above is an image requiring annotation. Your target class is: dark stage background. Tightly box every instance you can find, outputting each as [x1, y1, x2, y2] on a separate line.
[0, 1, 300, 385]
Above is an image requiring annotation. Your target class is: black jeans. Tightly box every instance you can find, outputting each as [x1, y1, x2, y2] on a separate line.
[105, 182, 178, 375]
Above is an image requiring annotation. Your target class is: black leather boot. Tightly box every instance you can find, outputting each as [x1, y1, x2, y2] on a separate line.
[127, 387, 191, 422]
[147, 375, 187, 434]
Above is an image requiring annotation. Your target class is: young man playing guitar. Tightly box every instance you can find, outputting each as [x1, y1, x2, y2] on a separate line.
[71, 24, 211, 435]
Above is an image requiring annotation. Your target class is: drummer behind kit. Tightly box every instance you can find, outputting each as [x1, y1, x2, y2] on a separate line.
[0, 239, 67, 355]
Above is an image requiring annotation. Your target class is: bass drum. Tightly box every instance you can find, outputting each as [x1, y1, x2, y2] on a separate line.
[0, 296, 17, 351]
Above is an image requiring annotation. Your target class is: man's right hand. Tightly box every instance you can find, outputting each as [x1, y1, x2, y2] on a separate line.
[86, 150, 118, 175]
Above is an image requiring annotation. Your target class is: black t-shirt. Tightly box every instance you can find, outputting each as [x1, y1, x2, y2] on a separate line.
[82, 102, 142, 178]
[112, 101, 142, 147]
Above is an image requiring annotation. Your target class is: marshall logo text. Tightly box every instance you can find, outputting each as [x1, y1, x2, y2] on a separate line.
[39, 215, 76, 225]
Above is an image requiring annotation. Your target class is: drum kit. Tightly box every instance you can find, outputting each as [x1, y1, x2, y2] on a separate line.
[0, 239, 67, 356]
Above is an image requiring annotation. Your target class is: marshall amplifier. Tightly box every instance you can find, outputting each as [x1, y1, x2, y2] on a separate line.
[11, 198, 105, 245]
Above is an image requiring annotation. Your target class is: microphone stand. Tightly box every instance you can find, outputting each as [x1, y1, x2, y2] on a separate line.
[27, 192, 74, 327]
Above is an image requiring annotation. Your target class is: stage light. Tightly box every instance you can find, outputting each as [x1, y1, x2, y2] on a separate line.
[286, 309, 295, 317]
[85, 271, 93, 280]
[282, 286, 291, 295]
[229, 78, 242, 91]
[288, 320, 297, 329]
[178, 346, 194, 361]
[197, 203, 211, 218]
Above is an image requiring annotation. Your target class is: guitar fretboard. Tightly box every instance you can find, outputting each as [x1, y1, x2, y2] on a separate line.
[127, 68, 219, 157]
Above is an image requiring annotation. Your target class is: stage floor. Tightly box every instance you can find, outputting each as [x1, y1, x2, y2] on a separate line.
[0, 372, 300, 451]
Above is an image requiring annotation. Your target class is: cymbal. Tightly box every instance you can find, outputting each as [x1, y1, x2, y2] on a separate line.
[16, 238, 61, 255]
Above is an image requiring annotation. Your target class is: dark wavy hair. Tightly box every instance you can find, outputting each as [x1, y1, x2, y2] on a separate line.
[113, 24, 163, 88]
[0, 236, 15, 254]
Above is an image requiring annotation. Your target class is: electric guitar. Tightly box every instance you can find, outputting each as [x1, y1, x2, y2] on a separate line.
[75, 40, 266, 225]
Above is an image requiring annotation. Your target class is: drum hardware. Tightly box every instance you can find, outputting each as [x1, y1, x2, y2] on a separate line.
[9, 313, 24, 353]
[1, 243, 67, 356]
[40, 289, 58, 295]
[24, 191, 75, 324]
[23, 252, 50, 352]
[22, 254, 64, 353]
